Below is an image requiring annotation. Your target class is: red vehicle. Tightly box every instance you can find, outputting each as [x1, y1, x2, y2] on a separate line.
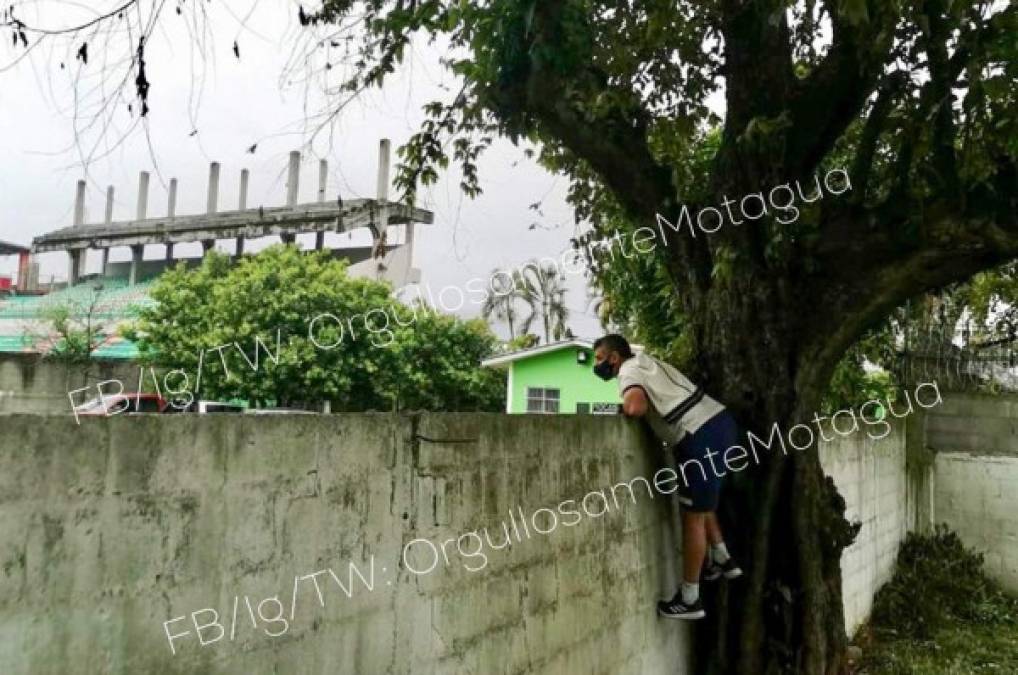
[75, 393, 175, 416]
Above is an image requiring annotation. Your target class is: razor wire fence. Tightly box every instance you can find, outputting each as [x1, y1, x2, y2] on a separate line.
[896, 321, 1018, 393]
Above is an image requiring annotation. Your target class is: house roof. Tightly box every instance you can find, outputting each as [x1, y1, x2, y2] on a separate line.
[481, 339, 594, 368]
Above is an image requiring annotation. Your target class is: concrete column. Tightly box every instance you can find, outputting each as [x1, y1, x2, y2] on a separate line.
[239, 169, 249, 210]
[237, 170, 249, 256]
[129, 245, 144, 286]
[168, 178, 178, 218]
[317, 159, 327, 201]
[283, 151, 300, 245]
[68, 180, 87, 286]
[137, 171, 150, 221]
[164, 175, 176, 277]
[905, 409, 936, 534]
[101, 186, 114, 277]
[375, 139, 390, 246]
[204, 165, 219, 257]
[16, 251, 29, 291]
[73, 180, 86, 226]
[131, 173, 150, 285]
[376, 140, 390, 202]
[67, 250, 83, 287]
[286, 151, 300, 206]
[207, 162, 220, 215]
[105, 186, 115, 223]
[315, 159, 327, 250]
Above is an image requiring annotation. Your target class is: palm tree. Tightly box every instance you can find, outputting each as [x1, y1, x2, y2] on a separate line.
[517, 261, 570, 344]
[586, 287, 612, 332]
[481, 267, 523, 340]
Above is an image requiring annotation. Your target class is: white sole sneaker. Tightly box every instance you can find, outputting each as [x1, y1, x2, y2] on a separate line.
[657, 608, 706, 620]
[704, 562, 743, 581]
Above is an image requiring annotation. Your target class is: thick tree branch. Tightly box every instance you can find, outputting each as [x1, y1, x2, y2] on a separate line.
[479, 2, 673, 227]
[893, 5, 1013, 196]
[800, 156, 1018, 392]
[850, 71, 908, 202]
[920, 0, 960, 197]
[719, 0, 795, 135]
[785, 7, 896, 178]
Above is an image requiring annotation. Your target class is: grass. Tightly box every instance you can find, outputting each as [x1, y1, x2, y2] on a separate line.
[855, 620, 1018, 674]
[852, 526, 1018, 675]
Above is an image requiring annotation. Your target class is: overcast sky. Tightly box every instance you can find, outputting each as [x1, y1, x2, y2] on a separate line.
[0, 1, 605, 338]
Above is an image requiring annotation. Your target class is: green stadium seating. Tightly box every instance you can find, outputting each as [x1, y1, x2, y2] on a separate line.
[0, 280, 155, 358]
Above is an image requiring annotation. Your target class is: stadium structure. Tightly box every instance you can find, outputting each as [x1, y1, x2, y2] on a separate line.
[0, 139, 433, 362]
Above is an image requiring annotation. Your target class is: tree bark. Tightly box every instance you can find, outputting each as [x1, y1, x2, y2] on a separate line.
[688, 270, 855, 675]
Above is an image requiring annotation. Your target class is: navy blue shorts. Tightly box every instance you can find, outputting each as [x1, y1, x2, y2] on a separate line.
[673, 410, 739, 512]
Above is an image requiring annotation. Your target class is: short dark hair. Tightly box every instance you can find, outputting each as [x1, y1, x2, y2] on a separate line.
[593, 334, 633, 358]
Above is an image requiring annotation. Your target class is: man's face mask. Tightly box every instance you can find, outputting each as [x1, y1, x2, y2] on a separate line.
[593, 355, 616, 381]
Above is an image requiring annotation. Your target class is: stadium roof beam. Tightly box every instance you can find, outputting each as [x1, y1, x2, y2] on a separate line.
[30, 140, 434, 287]
[0, 240, 29, 255]
[30, 199, 432, 252]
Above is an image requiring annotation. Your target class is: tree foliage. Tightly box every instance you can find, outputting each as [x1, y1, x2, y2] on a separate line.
[122, 246, 504, 411]
[514, 261, 571, 343]
[304, 0, 1015, 345]
[481, 267, 524, 340]
[34, 286, 106, 368]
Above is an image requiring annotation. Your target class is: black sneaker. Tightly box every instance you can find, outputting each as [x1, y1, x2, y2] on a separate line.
[657, 592, 705, 620]
[703, 557, 743, 581]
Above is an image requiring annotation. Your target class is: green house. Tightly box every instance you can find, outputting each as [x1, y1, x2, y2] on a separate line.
[481, 339, 624, 414]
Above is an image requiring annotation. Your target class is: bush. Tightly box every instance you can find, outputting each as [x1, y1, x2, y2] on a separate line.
[870, 525, 1018, 640]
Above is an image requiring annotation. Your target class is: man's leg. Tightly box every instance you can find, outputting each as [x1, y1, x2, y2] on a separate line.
[703, 511, 741, 579]
[682, 412, 743, 583]
[681, 510, 708, 610]
[682, 511, 709, 586]
[706, 512, 723, 546]
[658, 507, 708, 619]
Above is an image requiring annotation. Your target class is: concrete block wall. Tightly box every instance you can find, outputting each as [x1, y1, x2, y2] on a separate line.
[819, 427, 909, 635]
[924, 393, 1018, 592]
[0, 413, 692, 675]
[4, 400, 1006, 674]
[0, 355, 137, 414]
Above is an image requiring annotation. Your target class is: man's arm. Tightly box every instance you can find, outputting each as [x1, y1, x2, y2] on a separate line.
[622, 385, 649, 418]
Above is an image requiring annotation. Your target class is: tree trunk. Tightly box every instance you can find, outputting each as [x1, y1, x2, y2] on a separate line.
[685, 266, 856, 675]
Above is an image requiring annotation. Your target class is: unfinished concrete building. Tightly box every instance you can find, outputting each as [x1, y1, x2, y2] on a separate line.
[30, 139, 433, 289]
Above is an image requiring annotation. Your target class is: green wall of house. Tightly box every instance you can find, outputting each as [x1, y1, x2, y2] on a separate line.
[508, 345, 622, 414]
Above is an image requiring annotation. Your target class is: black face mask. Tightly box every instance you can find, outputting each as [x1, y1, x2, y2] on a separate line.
[593, 359, 615, 381]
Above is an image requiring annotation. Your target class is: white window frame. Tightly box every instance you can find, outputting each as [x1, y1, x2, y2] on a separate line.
[526, 387, 560, 413]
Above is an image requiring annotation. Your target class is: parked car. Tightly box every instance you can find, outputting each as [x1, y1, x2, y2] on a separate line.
[243, 407, 316, 415]
[75, 393, 172, 416]
[179, 400, 247, 414]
